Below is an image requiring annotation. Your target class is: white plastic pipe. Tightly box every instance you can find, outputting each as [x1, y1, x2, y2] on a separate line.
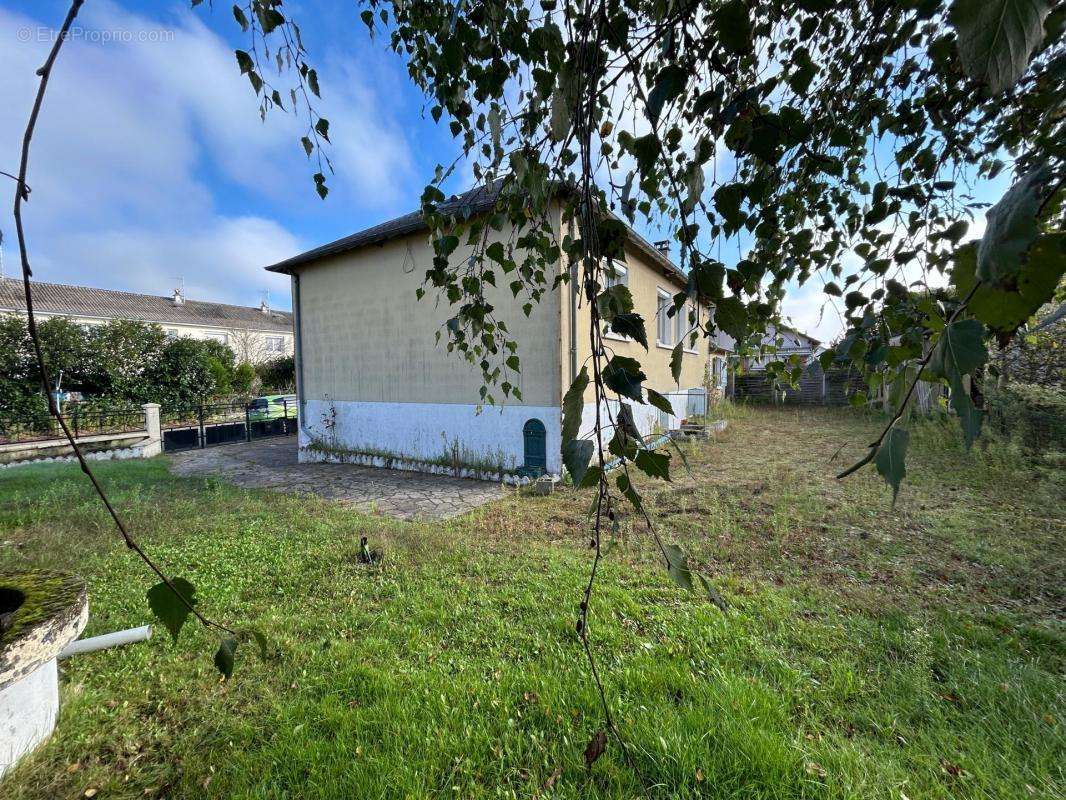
[58, 625, 152, 659]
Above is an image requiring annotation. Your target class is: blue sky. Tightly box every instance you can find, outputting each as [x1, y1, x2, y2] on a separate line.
[0, 0, 460, 313]
[0, 1, 1005, 343]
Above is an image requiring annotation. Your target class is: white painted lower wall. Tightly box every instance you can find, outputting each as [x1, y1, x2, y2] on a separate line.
[578, 387, 703, 448]
[298, 398, 563, 478]
[0, 658, 58, 778]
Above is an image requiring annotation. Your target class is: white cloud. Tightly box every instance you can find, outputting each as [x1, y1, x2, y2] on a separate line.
[0, 1, 418, 310]
[44, 216, 299, 307]
[779, 213, 991, 344]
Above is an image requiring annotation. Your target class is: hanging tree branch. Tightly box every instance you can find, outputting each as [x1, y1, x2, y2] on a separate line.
[12, 0, 262, 678]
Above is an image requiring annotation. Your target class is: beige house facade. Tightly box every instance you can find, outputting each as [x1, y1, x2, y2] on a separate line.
[0, 278, 293, 363]
[267, 187, 732, 479]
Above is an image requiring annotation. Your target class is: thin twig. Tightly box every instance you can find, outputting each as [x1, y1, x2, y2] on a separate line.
[837, 280, 982, 478]
[12, 0, 230, 635]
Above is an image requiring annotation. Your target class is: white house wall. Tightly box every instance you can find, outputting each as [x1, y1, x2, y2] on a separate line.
[577, 386, 701, 449]
[299, 398, 561, 478]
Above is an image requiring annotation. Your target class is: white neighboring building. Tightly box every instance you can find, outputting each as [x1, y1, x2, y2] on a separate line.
[0, 278, 293, 363]
[742, 323, 821, 371]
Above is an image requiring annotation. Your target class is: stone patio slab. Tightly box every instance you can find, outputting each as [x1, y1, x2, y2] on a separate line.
[167, 436, 504, 520]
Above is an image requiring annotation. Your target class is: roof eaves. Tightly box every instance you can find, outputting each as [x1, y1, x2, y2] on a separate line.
[267, 185, 692, 293]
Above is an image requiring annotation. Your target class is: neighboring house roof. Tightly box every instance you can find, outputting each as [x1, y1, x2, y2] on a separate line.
[762, 323, 820, 348]
[265, 180, 692, 290]
[710, 329, 735, 353]
[0, 277, 293, 333]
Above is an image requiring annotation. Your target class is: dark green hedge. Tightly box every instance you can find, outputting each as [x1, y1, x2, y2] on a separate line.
[0, 314, 249, 415]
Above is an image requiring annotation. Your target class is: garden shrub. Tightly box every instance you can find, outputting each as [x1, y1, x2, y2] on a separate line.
[256, 355, 295, 391]
[985, 383, 1066, 455]
[232, 361, 257, 395]
[0, 313, 243, 415]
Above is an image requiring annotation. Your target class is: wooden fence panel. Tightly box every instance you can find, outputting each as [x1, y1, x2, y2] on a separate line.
[734, 363, 864, 406]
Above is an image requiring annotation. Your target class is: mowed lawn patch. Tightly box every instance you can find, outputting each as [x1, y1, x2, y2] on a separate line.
[0, 406, 1062, 799]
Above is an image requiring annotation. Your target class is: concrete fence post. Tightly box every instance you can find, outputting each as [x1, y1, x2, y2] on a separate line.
[141, 403, 162, 457]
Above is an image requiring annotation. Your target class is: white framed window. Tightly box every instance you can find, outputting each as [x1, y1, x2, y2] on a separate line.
[601, 261, 631, 342]
[265, 335, 285, 353]
[656, 289, 672, 347]
[603, 260, 627, 289]
[204, 332, 228, 345]
[165, 328, 178, 339]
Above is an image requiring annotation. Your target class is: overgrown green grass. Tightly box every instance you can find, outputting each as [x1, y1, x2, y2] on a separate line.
[0, 407, 1062, 799]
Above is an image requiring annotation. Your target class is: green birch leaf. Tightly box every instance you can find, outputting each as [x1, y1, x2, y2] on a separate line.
[875, 426, 909, 502]
[663, 544, 693, 590]
[950, 239, 1063, 339]
[146, 578, 198, 644]
[949, 0, 1053, 93]
[645, 388, 674, 415]
[713, 184, 746, 230]
[561, 366, 589, 444]
[948, 372, 984, 451]
[713, 0, 754, 55]
[670, 341, 684, 385]
[635, 448, 670, 481]
[684, 162, 705, 211]
[306, 68, 321, 98]
[234, 49, 254, 75]
[697, 573, 729, 612]
[563, 439, 594, 486]
[616, 473, 642, 510]
[610, 313, 649, 349]
[578, 465, 603, 489]
[603, 356, 646, 401]
[977, 165, 1053, 288]
[485, 241, 506, 263]
[608, 426, 638, 461]
[928, 319, 987, 380]
[247, 69, 263, 95]
[214, 637, 238, 679]
[646, 65, 688, 124]
[712, 296, 748, 343]
[944, 219, 969, 244]
[597, 284, 634, 321]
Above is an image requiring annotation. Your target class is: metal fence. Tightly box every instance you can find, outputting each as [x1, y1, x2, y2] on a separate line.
[0, 406, 146, 446]
[161, 399, 296, 452]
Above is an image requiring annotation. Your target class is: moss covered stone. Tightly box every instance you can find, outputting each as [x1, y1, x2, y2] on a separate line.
[0, 570, 87, 688]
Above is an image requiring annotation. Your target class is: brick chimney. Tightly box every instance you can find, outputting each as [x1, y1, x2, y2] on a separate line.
[654, 239, 671, 256]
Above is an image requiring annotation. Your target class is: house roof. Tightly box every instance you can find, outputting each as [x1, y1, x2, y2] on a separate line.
[765, 322, 820, 347]
[0, 277, 293, 333]
[265, 180, 691, 289]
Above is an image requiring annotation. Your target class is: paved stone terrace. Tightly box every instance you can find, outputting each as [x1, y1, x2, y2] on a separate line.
[167, 436, 504, 520]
